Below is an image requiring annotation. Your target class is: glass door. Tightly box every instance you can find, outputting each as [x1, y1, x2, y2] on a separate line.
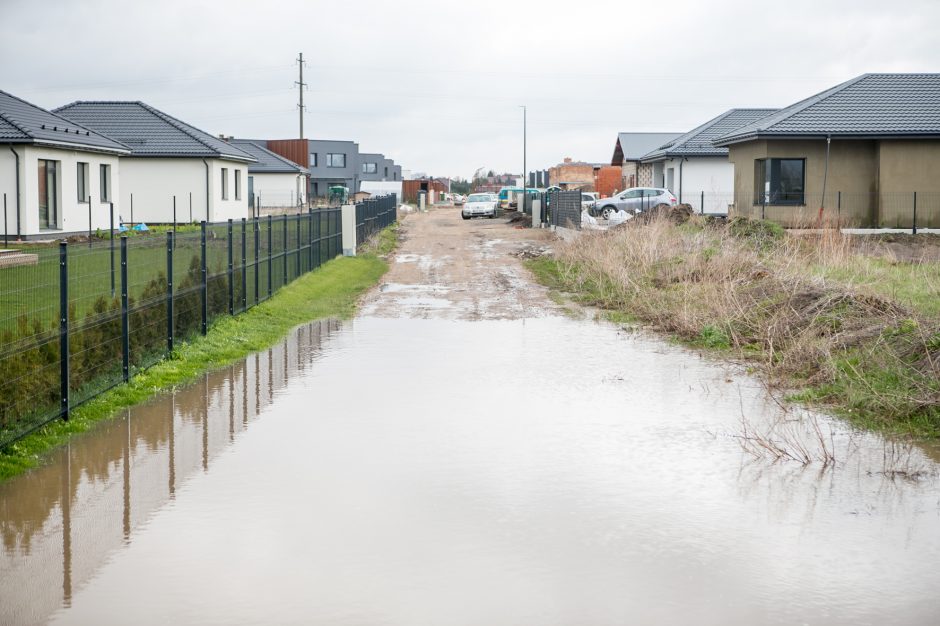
[38, 159, 58, 229]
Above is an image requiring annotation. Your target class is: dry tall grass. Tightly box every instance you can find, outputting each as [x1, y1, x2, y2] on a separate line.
[541, 216, 940, 434]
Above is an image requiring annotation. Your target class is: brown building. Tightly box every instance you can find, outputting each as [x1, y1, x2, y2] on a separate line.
[548, 158, 595, 190]
[714, 73, 940, 228]
[402, 178, 448, 203]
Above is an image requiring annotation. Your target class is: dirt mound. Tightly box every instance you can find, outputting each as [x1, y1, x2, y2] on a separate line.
[507, 212, 532, 227]
[634, 203, 695, 225]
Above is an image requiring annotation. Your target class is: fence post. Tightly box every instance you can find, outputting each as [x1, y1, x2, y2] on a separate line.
[241, 217, 247, 311]
[110, 201, 115, 297]
[130, 193, 134, 226]
[761, 194, 767, 221]
[59, 241, 70, 421]
[282, 215, 288, 284]
[173, 195, 177, 239]
[296, 213, 301, 277]
[189, 192, 193, 224]
[200, 221, 208, 335]
[4, 193, 8, 248]
[166, 230, 174, 354]
[837, 191, 842, 227]
[254, 218, 260, 305]
[700, 191, 704, 216]
[227, 218, 234, 315]
[315, 209, 322, 268]
[913, 191, 918, 235]
[121, 236, 129, 381]
[267, 214, 273, 298]
[308, 209, 314, 271]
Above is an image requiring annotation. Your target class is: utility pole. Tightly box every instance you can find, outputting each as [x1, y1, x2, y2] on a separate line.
[295, 52, 307, 139]
[520, 105, 527, 194]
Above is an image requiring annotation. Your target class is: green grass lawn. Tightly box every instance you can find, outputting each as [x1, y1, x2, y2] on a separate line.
[0, 218, 339, 334]
[0, 223, 396, 481]
[812, 256, 940, 318]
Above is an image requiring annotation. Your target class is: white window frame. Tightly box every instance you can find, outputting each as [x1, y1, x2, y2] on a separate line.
[99, 164, 111, 202]
[234, 169, 242, 201]
[221, 167, 229, 200]
[77, 162, 89, 203]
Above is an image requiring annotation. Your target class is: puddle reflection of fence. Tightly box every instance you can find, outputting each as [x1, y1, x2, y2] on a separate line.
[0, 319, 340, 626]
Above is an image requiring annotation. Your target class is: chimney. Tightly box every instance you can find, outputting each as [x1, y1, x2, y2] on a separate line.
[563, 157, 572, 164]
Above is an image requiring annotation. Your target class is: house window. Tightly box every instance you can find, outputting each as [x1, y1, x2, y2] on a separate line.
[311, 153, 317, 167]
[384, 166, 388, 177]
[99, 164, 111, 202]
[754, 158, 805, 205]
[235, 169, 242, 200]
[77, 162, 89, 202]
[327, 153, 345, 168]
[362, 162, 377, 174]
[38, 159, 59, 230]
[221, 167, 229, 200]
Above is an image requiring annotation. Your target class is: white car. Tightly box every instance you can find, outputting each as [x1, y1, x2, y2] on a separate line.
[595, 187, 677, 220]
[462, 193, 498, 219]
[581, 192, 597, 212]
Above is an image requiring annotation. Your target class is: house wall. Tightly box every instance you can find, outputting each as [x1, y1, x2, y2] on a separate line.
[620, 162, 637, 189]
[727, 139, 879, 226]
[877, 140, 940, 228]
[308, 140, 359, 196]
[670, 156, 734, 213]
[4, 145, 122, 237]
[250, 172, 305, 208]
[548, 161, 594, 189]
[119, 158, 248, 224]
[0, 149, 16, 237]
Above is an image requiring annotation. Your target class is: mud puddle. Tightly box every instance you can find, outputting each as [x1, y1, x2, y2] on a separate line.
[1, 316, 938, 625]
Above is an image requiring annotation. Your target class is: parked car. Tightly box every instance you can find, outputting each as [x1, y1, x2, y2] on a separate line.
[594, 187, 677, 219]
[581, 192, 597, 212]
[453, 194, 465, 206]
[462, 193, 498, 219]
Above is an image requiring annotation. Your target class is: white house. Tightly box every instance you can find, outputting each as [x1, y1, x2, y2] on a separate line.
[54, 101, 255, 224]
[0, 89, 130, 238]
[638, 109, 777, 214]
[229, 139, 307, 209]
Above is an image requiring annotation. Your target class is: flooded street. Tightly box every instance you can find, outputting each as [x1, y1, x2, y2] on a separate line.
[2, 208, 940, 625]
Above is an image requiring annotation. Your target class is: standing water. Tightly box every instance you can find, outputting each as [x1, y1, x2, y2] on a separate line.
[1, 316, 938, 625]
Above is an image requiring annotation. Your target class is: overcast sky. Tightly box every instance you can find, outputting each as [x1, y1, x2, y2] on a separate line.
[3, 0, 939, 179]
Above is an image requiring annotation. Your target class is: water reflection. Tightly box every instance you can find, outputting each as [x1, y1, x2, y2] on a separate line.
[0, 316, 939, 626]
[0, 320, 340, 626]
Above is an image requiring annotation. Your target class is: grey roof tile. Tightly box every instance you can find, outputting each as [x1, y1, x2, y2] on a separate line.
[230, 139, 307, 174]
[714, 74, 940, 145]
[641, 108, 778, 160]
[0, 89, 129, 153]
[53, 101, 255, 161]
[614, 132, 682, 162]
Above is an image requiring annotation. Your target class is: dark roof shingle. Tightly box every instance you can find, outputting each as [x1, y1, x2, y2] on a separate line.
[54, 101, 254, 161]
[641, 108, 777, 160]
[230, 139, 307, 174]
[714, 74, 940, 145]
[0, 90, 129, 153]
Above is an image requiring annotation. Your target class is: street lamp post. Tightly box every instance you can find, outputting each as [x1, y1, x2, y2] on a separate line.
[520, 105, 527, 209]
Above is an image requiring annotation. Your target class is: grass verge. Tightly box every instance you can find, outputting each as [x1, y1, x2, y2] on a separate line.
[526, 217, 940, 438]
[0, 224, 399, 481]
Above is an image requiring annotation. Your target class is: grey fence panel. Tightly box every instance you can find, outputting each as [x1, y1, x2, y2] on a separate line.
[550, 191, 582, 229]
[0, 206, 361, 450]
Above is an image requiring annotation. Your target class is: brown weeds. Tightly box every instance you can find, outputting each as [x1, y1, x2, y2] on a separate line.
[548, 215, 940, 432]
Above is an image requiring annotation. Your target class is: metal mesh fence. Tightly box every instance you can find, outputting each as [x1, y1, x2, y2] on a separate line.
[355, 195, 397, 245]
[0, 208, 355, 449]
[549, 191, 582, 229]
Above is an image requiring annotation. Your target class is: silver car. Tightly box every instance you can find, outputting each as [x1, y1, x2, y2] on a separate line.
[461, 193, 498, 219]
[595, 187, 677, 219]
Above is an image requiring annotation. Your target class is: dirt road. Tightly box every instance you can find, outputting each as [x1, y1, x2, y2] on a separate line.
[360, 206, 559, 320]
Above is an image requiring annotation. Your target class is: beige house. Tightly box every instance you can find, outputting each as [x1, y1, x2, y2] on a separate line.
[713, 73, 940, 228]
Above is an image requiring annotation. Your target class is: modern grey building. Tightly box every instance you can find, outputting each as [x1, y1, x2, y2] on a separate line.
[359, 152, 402, 185]
[307, 139, 359, 198]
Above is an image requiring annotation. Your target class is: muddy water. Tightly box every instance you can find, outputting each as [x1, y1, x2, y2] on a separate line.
[1, 316, 940, 625]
